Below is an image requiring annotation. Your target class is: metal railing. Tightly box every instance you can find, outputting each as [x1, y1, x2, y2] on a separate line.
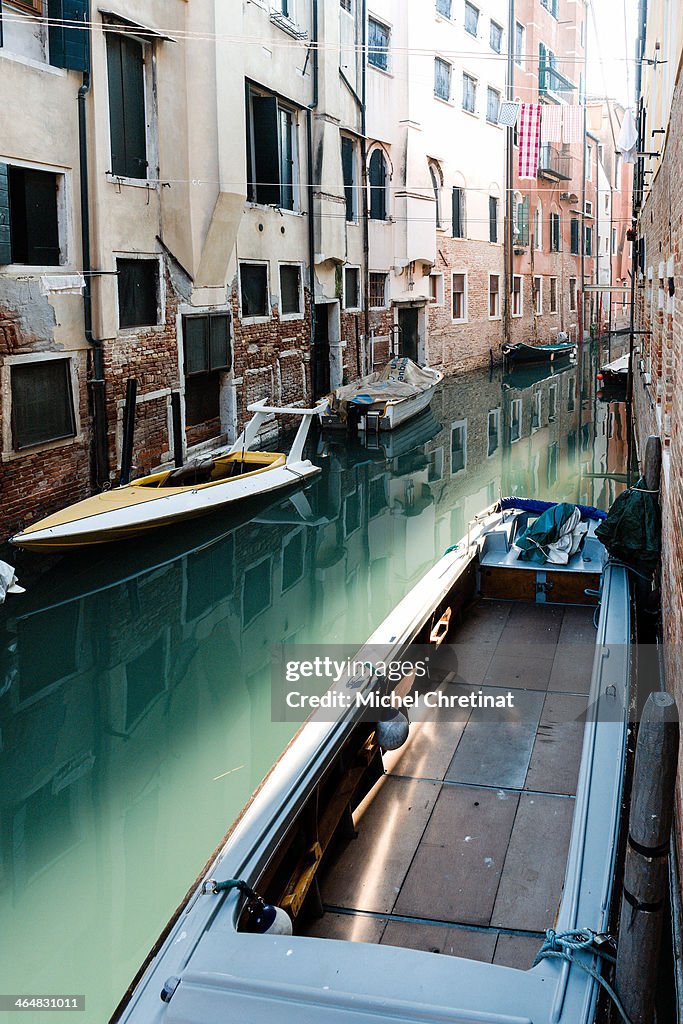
[539, 64, 576, 98]
[538, 144, 573, 181]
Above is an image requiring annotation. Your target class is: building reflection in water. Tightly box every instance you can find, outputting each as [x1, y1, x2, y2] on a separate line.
[0, 340, 628, 1021]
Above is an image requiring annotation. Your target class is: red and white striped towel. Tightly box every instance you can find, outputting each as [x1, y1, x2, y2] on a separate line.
[541, 105, 563, 143]
[518, 104, 542, 179]
[562, 105, 583, 144]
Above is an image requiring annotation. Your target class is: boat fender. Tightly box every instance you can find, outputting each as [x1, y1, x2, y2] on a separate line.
[376, 709, 410, 751]
[202, 877, 293, 936]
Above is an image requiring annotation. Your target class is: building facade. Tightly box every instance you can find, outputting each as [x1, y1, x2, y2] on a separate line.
[507, 0, 592, 347]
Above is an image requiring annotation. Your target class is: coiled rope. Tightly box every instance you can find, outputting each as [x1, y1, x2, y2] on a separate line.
[533, 929, 633, 1024]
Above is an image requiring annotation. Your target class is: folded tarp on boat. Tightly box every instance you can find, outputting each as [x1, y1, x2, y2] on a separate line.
[514, 502, 589, 565]
[595, 478, 661, 575]
[329, 359, 436, 421]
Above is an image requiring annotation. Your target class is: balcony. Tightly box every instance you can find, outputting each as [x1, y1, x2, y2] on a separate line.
[539, 64, 576, 101]
[538, 144, 572, 182]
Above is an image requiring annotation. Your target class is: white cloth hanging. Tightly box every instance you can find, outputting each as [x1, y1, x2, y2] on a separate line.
[0, 561, 25, 604]
[39, 274, 86, 296]
[617, 107, 638, 164]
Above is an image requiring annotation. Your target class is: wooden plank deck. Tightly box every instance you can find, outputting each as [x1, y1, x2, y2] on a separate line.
[306, 600, 593, 971]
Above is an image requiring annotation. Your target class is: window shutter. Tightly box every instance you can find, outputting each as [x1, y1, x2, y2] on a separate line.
[489, 196, 497, 243]
[341, 137, 354, 219]
[184, 317, 208, 376]
[251, 96, 280, 205]
[0, 163, 11, 265]
[48, 0, 88, 72]
[452, 187, 462, 238]
[369, 151, 386, 220]
[520, 196, 530, 245]
[107, 35, 147, 178]
[209, 314, 231, 371]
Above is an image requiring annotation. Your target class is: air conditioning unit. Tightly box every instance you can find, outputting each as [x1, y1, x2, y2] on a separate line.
[560, 192, 571, 200]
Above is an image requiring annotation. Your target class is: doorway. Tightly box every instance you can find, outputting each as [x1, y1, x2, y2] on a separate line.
[398, 307, 419, 362]
[314, 303, 331, 399]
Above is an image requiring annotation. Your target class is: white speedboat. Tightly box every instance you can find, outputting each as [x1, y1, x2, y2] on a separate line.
[10, 401, 326, 552]
[114, 497, 631, 1024]
[320, 358, 443, 432]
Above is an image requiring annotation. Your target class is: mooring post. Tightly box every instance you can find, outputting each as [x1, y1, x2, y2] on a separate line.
[119, 378, 138, 486]
[615, 691, 679, 1024]
[170, 391, 184, 468]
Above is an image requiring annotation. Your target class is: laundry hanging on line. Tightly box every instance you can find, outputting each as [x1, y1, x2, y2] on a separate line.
[518, 104, 542, 179]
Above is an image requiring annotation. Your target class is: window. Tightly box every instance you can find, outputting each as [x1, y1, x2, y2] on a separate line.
[510, 399, 522, 442]
[516, 195, 530, 245]
[435, 58, 452, 101]
[436, 0, 452, 17]
[570, 218, 580, 255]
[531, 390, 541, 431]
[464, 2, 479, 36]
[341, 136, 357, 222]
[549, 277, 558, 313]
[487, 410, 500, 456]
[612, 227, 617, 255]
[490, 20, 503, 52]
[340, 0, 353, 9]
[452, 272, 467, 321]
[489, 195, 498, 242]
[369, 149, 388, 220]
[615, 153, 622, 189]
[515, 22, 525, 65]
[569, 277, 577, 311]
[0, 165, 61, 266]
[550, 211, 561, 251]
[344, 267, 361, 309]
[584, 199, 593, 216]
[10, 359, 76, 450]
[368, 17, 390, 71]
[548, 383, 557, 420]
[183, 313, 232, 430]
[239, 262, 270, 318]
[512, 275, 523, 316]
[429, 273, 444, 305]
[451, 422, 467, 473]
[117, 258, 159, 329]
[282, 530, 304, 593]
[486, 87, 500, 124]
[533, 276, 542, 314]
[534, 204, 542, 249]
[107, 35, 148, 180]
[541, 0, 558, 16]
[452, 186, 466, 237]
[183, 314, 232, 376]
[568, 377, 576, 412]
[279, 264, 303, 316]
[489, 274, 500, 318]
[247, 88, 299, 210]
[584, 225, 593, 256]
[430, 164, 443, 227]
[586, 144, 593, 181]
[462, 73, 477, 114]
[369, 272, 388, 308]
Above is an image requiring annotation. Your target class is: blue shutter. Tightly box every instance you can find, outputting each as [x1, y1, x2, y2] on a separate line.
[0, 163, 11, 265]
[48, 0, 89, 72]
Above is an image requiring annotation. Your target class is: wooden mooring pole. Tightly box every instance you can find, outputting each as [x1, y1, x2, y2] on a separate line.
[615, 691, 679, 1024]
[119, 378, 138, 486]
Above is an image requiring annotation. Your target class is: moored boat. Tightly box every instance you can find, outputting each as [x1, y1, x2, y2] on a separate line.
[503, 340, 577, 367]
[10, 402, 326, 552]
[320, 357, 443, 432]
[114, 497, 631, 1024]
[597, 353, 630, 386]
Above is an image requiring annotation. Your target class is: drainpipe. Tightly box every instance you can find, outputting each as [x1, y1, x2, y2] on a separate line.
[307, 0, 319, 397]
[360, 0, 370, 373]
[78, 5, 109, 486]
[503, 0, 514, 346]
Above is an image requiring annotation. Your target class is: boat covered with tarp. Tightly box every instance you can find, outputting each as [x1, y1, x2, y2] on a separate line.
[597, 353, 630, 386]
[503, 340, 577, 367]
[320, 358, 443, 431]
[114, 497, 632, 1024]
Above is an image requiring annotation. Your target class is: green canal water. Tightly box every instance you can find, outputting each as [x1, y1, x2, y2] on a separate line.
[1, 343, 628, 1022]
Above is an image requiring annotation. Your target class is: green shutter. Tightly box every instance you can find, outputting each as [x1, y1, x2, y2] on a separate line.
[520, 197, 530, 245]
[107, 34, 147, 178]
[48, 0, 88, 72]
[0, 163, 11, 265]
[251, 95, 280, 205]
[184, 316, 209, 376]
[209, 314, 231, 371]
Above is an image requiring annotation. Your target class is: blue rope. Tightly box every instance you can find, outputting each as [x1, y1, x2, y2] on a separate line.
[533, 929, 633, 1024]
[444, 544, 459, 555]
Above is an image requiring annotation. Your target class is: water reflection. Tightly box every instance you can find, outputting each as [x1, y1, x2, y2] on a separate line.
[0, 340, 627, 1022]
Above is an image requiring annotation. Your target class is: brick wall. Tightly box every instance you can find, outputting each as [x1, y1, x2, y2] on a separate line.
[633, 55, 683, 869]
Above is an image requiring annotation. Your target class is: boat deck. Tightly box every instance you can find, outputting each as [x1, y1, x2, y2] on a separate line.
[307, 599, 595, 970]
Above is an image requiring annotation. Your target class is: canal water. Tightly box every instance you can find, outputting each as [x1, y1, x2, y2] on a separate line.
[1, 341, 628, 1022]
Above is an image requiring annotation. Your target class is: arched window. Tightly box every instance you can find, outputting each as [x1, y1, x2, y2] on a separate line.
[369, 149, 388, 221]
[429, 162, 443, 228]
